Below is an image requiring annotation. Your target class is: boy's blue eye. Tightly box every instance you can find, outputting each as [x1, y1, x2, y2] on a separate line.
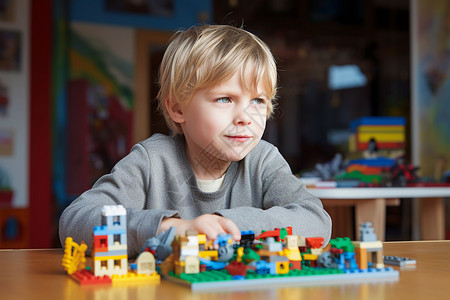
[216, 97, 231, 103]
[251, 98, 266, 105]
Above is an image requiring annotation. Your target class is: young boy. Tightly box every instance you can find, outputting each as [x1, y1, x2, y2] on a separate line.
[59, 25, 332, 257]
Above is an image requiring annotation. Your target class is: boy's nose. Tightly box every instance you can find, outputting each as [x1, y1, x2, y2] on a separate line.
[233, 110, 252, 126]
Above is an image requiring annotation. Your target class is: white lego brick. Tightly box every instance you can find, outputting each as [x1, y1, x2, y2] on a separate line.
[102, 205, 126, 216]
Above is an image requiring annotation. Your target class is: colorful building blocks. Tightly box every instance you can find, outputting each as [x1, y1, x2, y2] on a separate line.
[349, 116, 406, 152]
[63, 204, 161, 287]
[164, 227, 399, 291]
[92, 205, 128, 277]
[63, 206, 402, 291]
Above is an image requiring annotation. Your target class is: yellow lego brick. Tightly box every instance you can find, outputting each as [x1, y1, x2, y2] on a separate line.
[198, 250, 218, 260]
[276, 261, 290, 274]
[302, 254, 319, 260]
[197, 234, 207, 244]
[357, 132, 405, 142]
[94, 254, 128, 261]
[111, 272, 161, 285]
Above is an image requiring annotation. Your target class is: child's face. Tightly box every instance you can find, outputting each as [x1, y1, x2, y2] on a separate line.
[180, 71, 268, 164]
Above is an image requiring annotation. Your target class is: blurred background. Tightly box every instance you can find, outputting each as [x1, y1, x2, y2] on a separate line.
[0, 0, 448, 248]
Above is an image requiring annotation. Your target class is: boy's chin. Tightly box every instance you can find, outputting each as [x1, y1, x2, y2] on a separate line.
[222, 149, 253, 162]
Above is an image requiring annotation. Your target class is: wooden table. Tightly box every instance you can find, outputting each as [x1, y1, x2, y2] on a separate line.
[309, 187, 450, 241]
[1, 241, 450, 299]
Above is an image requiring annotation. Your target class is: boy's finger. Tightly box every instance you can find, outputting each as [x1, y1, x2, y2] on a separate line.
[202, 221, 226, 240]
[218, 218, 241, 241]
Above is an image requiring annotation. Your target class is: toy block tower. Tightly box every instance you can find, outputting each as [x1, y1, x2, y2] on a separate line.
[352, 223, 384, 269]
[92, 205, 128, 277]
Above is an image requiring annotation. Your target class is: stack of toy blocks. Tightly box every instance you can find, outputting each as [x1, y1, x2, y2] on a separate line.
[302, 237, 324, 267]
[92, 205, 128, 277]
[63, 205, 161, 285]
[330, 237, 359, 271]
[349, 116, 405, 153]
[173, 231, 200, 275]
[352, 223, 384, 269]
[337, 116, 406, 185]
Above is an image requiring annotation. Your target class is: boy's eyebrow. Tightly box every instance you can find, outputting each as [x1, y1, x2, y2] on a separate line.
[207, 88, 269, 100]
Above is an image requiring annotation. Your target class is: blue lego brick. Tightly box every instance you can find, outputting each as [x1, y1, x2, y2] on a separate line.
[350, 117, 406, 132]
[241, 230, 255, 235]
[103, 214, 127, 230]
[93, 225, 127, 236]
[348, 157, 396, 167]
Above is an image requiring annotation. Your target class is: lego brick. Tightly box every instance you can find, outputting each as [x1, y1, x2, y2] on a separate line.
[93, 249, 128, 257]
[94, 257, 128, 277]
[94, 254, 128, 261]
[356, 141, 405, 151]
[102, 205, 126, 216]
[302, 254, 318, 260]
[93, 225, 127, 236]
[356, 125, 405, 133]
[111, 272, 161, 285]
[93, 235, 108, 252]
[348, 158, 396, 167]
[71, 269, 112, 285]
[356, 132, 405, 143]
[108, 244, 128, 251]
[352, 241, 383, 250]
[346, 164, 385, 175]
[354, 248, 368, 270]
[350, 117, 405, 131]
[383, 256, 416, 267]
[336, 171, 383, 184]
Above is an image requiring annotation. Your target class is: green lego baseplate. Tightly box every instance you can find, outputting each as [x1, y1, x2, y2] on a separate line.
[166, 267, 398, 292]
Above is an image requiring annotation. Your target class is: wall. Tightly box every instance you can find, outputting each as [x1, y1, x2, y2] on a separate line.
[0, 0, 29, 208]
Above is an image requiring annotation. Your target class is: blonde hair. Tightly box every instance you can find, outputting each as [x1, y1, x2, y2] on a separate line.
[157, 25, 278, 134]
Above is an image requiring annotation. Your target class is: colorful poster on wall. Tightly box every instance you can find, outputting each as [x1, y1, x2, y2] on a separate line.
[65, 22, 134, 196]
[412, 0, 450, 179]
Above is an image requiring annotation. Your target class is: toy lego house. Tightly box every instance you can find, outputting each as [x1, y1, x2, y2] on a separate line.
[62, 204, 161, 286]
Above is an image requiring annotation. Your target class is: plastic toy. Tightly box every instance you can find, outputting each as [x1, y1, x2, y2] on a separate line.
[63, 206, 401, 291]
[164, 225, 398, 291]
[62, 205, 160, 286]
[384, 255, 416, 267]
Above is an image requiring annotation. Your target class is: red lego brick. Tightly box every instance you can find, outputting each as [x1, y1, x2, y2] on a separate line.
[71, 269, 112, 285]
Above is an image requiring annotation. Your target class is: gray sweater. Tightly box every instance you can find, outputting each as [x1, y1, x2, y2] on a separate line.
[59, 134, 331, 257]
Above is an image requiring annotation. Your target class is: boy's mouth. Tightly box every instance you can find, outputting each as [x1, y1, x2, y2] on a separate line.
[225, 135, 252, 142]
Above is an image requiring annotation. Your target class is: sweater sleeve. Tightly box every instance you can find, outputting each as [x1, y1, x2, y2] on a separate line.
[216, 145, 332, 246]
[58, 143, 178, 257]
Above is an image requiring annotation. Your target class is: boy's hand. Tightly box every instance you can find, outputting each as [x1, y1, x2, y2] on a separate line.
[159, 214, 241, 241]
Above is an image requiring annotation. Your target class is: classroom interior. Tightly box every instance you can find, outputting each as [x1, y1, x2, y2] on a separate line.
[0, 0, 449, 250]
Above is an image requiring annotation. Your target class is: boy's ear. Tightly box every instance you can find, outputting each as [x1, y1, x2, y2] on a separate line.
[165, 99, 185, 124]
